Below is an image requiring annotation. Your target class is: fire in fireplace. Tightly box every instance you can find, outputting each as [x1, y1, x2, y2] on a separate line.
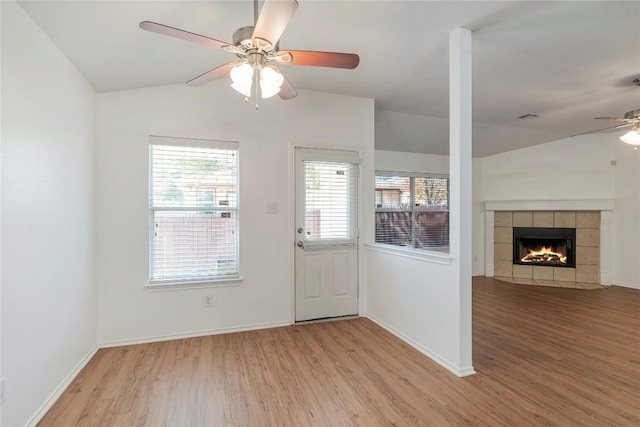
[513, 227, 576, 268]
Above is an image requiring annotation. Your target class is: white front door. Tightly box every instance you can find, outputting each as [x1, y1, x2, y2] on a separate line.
[294, 148, 359, 322]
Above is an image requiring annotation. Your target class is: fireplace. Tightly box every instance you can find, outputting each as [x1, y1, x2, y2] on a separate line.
[513, 227, 576, 268]
[486, 208, 607, 288]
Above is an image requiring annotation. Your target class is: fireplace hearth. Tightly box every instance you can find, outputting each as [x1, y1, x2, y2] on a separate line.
[513, 227, 576, 268]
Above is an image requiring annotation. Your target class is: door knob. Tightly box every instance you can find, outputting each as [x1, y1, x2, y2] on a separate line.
[296, 241, 305, 249]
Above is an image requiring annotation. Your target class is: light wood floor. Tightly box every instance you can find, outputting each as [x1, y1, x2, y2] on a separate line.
[39, 277, 640, 426]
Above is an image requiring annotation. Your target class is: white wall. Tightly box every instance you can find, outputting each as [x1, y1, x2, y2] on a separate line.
[480, 133, 639, 287]
[375, 150, 449, 174]
[1, 2, 97, 425]
[96, 85, 374, 344]
[365, 247, 468, 374]
[613, 142, 640, 288]
[481, 134, 615, 201]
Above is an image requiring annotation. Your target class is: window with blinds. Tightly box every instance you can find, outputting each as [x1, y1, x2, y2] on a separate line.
[375, 173, 449, 250]
[303, 160, 357, 241]
[149, 136, 239, 283]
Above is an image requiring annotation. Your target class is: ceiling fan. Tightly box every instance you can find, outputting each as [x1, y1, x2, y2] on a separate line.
[569, 108, 640, 148]
[140, 0, 359, 104]
[594, 108, 640, 148]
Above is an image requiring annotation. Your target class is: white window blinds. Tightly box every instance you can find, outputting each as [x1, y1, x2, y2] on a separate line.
[303, 161, 357, 241]
[149, 137, 239, 283]
[375, 174, 449, 250]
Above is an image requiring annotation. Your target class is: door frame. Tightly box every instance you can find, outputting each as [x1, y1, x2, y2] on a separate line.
[288, 142, 365, 324]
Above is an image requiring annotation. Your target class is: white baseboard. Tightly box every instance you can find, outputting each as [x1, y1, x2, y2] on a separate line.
[26, 345, 99, 427]
[99, 320, 292, 348]
[611, 281, 640, 290]
[365, 314, 475, 378]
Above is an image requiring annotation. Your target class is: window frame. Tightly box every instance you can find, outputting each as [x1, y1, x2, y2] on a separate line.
[375, 171, 450, 251]
[147, 136, 241, 288]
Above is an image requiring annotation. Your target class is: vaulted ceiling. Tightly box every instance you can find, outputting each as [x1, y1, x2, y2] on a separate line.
[17, 1, 640, 156]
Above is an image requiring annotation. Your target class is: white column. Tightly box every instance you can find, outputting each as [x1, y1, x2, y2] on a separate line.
[449, 27, 474, 376]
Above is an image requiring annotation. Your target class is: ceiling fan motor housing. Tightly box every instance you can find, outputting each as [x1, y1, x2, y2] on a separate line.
[233, 26, 278, 53]
[624, 109, 640, 120]
[232, 26, 254, 45]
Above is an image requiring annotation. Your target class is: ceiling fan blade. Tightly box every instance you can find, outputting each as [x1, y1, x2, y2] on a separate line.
[279, 75, 298, 100]
[277, 50, 360, 69]
[615, 122, 635, 129]
[568, 124, 629, 138]
[139, 21, 230, 49]
[252, 0, 298, 47]
[593, 117, 628, 122]
[186, 62, 240, 87]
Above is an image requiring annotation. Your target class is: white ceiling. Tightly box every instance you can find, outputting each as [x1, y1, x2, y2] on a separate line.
[16, 0, 640, 157]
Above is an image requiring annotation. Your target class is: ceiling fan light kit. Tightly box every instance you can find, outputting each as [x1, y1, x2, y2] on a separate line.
[139, 0, 359, 108]
[617, 109, 640, 149]
[259, 66, 285, 98]
[230, 63, 254, 97]
[620, 130, 640, 146]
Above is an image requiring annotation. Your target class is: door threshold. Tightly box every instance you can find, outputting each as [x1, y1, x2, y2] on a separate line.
[295, 314, 359, 325]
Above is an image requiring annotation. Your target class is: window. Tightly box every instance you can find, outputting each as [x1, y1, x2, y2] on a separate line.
[149, 136, 239, 284]
[303, 160, 357, 241]
[375, 173, 449, 250]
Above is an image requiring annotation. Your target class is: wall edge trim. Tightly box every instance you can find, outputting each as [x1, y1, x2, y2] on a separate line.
[611, 281, 640, 290]
[484, 199, 615, 212]
[26, 345, 100, 427]
[364, 243, 453, 265]
[365, 314, 475, 378]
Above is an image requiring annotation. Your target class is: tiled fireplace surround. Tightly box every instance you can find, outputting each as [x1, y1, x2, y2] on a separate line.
[485, 200, 614, 289]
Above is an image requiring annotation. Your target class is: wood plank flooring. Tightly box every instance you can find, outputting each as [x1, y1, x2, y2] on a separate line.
[39, 277, 640, 426]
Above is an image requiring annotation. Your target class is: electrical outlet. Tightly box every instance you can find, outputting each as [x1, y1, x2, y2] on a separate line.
[1, 377, 6, 405]
[204, 296, 213, 308]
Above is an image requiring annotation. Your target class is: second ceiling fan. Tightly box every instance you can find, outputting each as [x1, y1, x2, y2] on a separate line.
[140, 0, 360, 102]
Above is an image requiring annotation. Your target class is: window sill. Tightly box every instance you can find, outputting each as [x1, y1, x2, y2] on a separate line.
[145, 277, 243, 292]
[364, 243, 452, 265]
